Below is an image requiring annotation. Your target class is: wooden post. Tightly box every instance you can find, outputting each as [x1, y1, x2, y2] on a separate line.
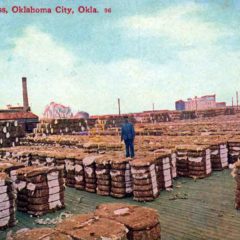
[118, 98, 121, 115]
[236, 91, 239, 110]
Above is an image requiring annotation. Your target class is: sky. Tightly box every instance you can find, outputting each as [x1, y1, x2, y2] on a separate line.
[0, 0, 240, 116]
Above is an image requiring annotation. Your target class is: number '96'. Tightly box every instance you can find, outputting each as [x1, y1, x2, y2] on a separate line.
[104, 8, 111, 13]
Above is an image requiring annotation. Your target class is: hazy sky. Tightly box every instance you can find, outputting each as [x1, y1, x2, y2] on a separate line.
[0, 0, 240, 116]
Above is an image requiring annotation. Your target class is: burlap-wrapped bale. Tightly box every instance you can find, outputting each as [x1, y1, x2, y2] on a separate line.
[110, 156, 132, 198]
[231, 161, 240, 210]
[35, 118, 90, 135]
[187, 145, 212, 178]
[0, 172, 16, 229]
[49, 152, 66, 169]
[228, 139, 240, 164]
[65, 154, 76, 188]
[82, 155, 98, 193]
[130, 157, 159, 202]
[95, 203, 161, 240]
[56, 212, 128, 240]
[176, 146, 189, 177]
[95, 155, 111, 196]
[0, 160, 25, 187]
[0, 120, 24, 148]
[74, 154, 85, 190]
[15, 166, 65, 216]
[154, 153, 173, 190]
[170, 151, 177, 178]
[210, 143, 228, 170]
[11, 227, 72, 240]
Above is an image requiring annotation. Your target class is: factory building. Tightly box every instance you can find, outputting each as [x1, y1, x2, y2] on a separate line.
[175, 100, 186, 111]
[175, 94, 226, 111]
[0, 77, 39, 132]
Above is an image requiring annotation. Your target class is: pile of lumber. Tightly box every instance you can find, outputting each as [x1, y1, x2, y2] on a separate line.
[0, 121, 24, 148]
[15, 166, 65, 216]
[0, 173, 16, 229]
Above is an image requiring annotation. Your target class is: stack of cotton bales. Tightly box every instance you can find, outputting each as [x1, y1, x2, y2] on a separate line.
[34, 118, 89, 135]
[74, 154, 85, 190]
[0, 160, 25, 187]
[210, 143, 228, 170]
[154, 153, 173, 190]
[176, 145, 189, 177]
[15, 166, 65, 216]
[228, 139, 240, 164]
[65, 155, 76, 188]
[231, 161, 240, 210]
[95, 203, 161, 240]
[110, 157, 132, 198]
[130, 158, 159, 201]
[56, 212, 128, 240]
[0, 121, 24, 148]
[83, 155, 98, 193]
[170, 151, 177, 178]
[187, 145, 212, 178]
[0, 173, 16, 229]
[11, 228, 72, 240]
[30, 151, 48, 166]
[95, 155, 111, 196]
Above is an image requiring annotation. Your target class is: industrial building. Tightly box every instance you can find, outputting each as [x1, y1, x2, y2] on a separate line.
[176, 94, 227, 111]
[0, 77, 38, 132]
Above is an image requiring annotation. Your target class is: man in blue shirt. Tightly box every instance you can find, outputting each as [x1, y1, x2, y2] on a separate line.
[121, 116, 135, 158]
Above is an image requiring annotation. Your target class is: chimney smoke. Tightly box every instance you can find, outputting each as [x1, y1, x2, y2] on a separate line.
[22, 77, 30, 112]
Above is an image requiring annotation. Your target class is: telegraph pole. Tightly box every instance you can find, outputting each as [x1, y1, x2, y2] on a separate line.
[118, 98, 121, 115]
[236, 91, 239, 110]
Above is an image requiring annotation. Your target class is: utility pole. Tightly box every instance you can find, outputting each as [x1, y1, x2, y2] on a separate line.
[118, 98, 121, 115]
[152, 103, 155, 112]
[232, 97, 234, 108]
[236, 91, 239, 110]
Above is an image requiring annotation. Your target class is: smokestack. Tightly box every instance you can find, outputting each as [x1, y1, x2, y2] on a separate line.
[22, 77, 30, 111]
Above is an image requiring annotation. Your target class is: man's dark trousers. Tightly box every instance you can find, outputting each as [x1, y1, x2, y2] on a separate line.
[124, 139, 134, 158]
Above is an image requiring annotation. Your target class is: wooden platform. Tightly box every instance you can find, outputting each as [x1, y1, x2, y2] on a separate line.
[1, 169, 239, 240]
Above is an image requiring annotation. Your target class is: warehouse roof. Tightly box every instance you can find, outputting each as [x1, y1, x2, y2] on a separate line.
[0, 111, 38, 120]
